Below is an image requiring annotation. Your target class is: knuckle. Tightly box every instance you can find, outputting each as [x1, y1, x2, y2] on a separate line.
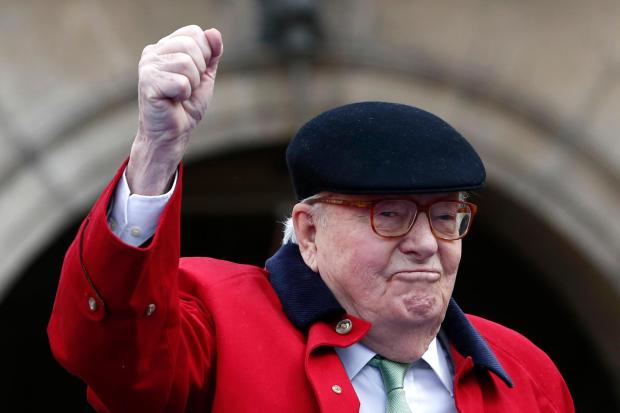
[173, 74, 191, 92]
[176, 36, 195, 53]
[139, 52, 156, 67]
[186, 24, 203, 36]
[177, 52, 194, 67]
[162, 53, 196, 75]
[141, 44, 155, 57]
[155, 35, 168, 46]
[157, 52, 183, 66]
[138, 64, 157, 80]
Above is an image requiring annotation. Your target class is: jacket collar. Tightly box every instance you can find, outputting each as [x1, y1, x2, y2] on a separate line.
[442, 299, 513, 387]
[265, 242, 513, 387]
[266, 242, 344, 330]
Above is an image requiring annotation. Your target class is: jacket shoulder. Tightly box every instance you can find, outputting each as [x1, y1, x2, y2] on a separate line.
[466, 314, 574, 412]
[179, 257, 268, 284]
[466, 314, 553, 367]
[177, 257, 277, 304]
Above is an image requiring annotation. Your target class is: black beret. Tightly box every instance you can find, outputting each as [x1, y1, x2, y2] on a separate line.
[286, 101, 486, 200]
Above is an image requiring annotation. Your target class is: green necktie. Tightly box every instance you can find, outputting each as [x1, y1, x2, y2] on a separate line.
[368, 355, 413, 413]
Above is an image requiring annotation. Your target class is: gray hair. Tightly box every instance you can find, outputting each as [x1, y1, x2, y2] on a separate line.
[282, 217, 297, 245]
[281, 193, 328, 245]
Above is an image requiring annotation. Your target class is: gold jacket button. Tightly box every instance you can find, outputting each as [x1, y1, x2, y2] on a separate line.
[335, 318, 353, 334]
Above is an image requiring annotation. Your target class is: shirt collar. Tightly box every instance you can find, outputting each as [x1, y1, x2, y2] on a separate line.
[334, 338, 453, 394]
[265, 242, 513, 387]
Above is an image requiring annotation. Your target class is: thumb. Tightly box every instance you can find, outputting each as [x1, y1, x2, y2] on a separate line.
[204, 28, 223, 78]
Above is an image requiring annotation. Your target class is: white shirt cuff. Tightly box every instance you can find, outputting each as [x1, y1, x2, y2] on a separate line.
[107, 169, 177, 246]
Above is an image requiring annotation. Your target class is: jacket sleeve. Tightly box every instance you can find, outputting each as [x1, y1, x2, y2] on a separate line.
[47, 161, 215, 413]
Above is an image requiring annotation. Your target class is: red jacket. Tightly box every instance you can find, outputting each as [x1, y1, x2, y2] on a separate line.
[48, 164, 574, 412]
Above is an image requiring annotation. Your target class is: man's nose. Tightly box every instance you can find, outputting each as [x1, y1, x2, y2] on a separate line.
[398, 212, 439, 259]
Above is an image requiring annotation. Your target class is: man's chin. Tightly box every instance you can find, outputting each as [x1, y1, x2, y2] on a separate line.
[400, 297, 445, 325]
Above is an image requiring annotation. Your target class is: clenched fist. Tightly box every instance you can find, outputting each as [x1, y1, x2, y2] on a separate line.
[127, 25, 223, 195]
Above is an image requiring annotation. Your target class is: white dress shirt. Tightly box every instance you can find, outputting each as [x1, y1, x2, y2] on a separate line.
[107, 170, 457, 412]
[335, 339, 456, 413]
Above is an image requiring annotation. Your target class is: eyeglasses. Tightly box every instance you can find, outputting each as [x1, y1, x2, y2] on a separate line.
[306, 196, 478, 240]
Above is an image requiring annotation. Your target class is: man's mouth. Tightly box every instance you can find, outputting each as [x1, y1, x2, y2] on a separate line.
[392, 270, 441, 282]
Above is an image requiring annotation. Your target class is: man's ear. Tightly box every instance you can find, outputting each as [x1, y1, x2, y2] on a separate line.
[292, 203, 319, 272]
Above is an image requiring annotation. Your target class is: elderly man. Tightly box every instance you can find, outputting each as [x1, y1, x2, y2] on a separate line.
[48, 25, 574, 413]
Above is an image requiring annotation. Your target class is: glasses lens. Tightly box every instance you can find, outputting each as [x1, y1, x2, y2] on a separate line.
[429, 202, 472, 240]
[372, 200, 417, 236]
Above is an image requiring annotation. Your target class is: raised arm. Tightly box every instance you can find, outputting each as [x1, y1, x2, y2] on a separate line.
[48, 25, 223, 413]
